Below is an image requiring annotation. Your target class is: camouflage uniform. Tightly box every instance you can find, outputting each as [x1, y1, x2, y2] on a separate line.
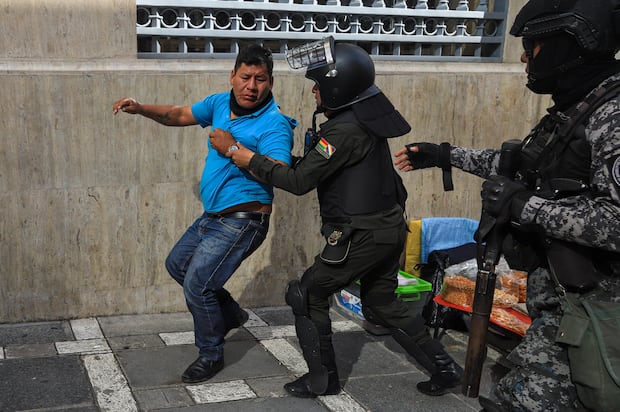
[451, 73, 620, 411]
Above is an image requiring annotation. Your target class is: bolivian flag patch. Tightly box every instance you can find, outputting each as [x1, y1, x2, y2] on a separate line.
[316, 137, 336, 159]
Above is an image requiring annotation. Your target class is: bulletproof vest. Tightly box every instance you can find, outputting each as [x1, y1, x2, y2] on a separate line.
[519, 75, 620, 195]
[518, 114, 591, 191]
[511, 76, 620, 284]
[316, 110, 406, 218]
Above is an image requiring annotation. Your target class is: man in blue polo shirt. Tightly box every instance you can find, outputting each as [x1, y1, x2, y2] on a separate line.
[112, 44, 296, 383]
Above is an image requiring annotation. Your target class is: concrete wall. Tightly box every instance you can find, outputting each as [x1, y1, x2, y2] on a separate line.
[0, 0, 550, 322]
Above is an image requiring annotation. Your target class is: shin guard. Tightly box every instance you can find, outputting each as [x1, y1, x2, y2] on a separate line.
[285, 280, 328, 394]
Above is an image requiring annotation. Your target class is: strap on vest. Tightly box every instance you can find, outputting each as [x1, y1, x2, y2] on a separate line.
[439, 142, 453, 191]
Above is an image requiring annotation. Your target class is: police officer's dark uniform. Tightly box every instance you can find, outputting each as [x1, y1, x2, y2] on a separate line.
[218, 38, 464, 398]
[398, 1, 620, 410]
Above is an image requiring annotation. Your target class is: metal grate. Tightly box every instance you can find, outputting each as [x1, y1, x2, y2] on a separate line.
[136, 0, 508, 62]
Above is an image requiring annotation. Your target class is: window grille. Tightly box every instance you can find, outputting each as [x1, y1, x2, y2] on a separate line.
[136, 0, 508, 62]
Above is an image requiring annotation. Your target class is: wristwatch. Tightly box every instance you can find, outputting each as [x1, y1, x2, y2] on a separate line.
[228, 143, 239, 152]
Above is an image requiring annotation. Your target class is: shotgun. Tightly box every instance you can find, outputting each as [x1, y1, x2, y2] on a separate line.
[462, 139, 521, 397]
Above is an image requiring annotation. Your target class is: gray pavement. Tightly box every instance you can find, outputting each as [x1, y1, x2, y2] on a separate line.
[0, 305, 511, 412]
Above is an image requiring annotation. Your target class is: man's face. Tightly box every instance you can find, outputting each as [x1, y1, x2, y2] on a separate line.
[312, 83, 322, 107]
[230, 63, 273, 109]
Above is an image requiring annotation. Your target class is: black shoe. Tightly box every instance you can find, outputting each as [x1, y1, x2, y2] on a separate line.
[284, 371, 341, 398]
[235, 309, 250, 327]
[225, 309, 250, 335]
[181, 357, 224, 384]
[416, 354, 463, 396]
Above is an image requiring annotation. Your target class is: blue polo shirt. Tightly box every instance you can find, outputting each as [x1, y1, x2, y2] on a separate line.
[191, 92, 296, 213]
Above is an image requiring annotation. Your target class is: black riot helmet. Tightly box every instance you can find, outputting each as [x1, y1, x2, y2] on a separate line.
[510, 0, 620, 94]
[285, 36, 380, 111]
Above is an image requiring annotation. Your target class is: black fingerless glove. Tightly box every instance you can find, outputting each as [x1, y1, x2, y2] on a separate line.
[405, 142, 453, 191]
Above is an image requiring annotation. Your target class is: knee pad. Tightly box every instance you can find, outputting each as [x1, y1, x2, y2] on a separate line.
[285, 280, 308, 317]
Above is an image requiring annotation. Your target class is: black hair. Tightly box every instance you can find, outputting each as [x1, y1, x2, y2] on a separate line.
[234, 44, 274, 76]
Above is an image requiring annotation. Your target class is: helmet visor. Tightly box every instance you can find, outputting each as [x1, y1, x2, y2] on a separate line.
[285, 36, 335, 70]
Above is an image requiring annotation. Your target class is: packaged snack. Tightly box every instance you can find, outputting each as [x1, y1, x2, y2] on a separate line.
[499, 270, 527, 302]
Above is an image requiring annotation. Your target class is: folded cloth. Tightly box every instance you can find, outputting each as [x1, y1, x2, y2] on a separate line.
[404, 219, 423, 275]
[420, 217, 479, 264]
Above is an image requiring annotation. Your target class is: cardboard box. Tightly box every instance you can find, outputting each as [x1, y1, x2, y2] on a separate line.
[334, 271, 432, 323]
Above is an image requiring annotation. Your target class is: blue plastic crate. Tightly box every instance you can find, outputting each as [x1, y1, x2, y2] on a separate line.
[334, 271, 431, 321]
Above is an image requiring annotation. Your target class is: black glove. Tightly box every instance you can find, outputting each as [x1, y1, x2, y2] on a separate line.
[405, 142, 453, 190]
[481, 175, 531, 223]
[405, 142, 448, 169]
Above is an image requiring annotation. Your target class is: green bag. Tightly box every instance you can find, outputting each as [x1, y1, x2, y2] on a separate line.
[556, 293, 620, 412]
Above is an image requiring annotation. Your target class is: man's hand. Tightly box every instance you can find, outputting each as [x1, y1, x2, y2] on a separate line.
[394, 142, 443, 171]
[209, 129, 237, 155]
[481, 175, 531, 223]
[227, 143, 256, 169]
[208, 129, 256, 169]
[113, 97, 141, 115]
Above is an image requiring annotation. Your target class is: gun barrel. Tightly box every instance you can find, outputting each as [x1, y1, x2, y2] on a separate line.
[462, 269, 497, 397]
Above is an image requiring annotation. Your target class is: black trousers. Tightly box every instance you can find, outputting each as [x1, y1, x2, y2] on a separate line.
[299, 222, 424, 337]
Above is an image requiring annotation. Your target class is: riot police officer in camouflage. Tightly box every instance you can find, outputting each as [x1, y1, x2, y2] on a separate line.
[395, 0, 620, 410]
[210, 37, 464, 398]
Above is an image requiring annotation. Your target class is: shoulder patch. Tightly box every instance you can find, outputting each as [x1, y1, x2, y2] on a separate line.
[610, 154, 620, 192]
[316, 137, 336, 159]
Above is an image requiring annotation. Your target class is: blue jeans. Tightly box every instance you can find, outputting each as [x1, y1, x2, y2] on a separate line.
[165, 212, 269, 360]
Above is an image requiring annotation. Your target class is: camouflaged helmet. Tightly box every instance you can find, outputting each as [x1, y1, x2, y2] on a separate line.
[305, 42, 380, 111]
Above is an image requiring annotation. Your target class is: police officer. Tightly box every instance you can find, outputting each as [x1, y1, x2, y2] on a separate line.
[395, 0, 620, 410]
[209, 37, 463, 398]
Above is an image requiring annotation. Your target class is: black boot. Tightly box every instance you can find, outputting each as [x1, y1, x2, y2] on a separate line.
[285, 334, 342, 398]
[284, 368, 341, 398]
[416, 352, 463, 396]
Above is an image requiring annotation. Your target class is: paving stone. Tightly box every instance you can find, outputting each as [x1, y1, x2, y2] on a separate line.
[134, 387, 193, 410]
[70, 318, 104, 340]
[83, 353, 138, 411]
[55, 338, 110, 355]
[0, 356, 95, 411]
[98, 312, 194, 337]
[153, 396, 329, 412]
[251, 307, 295, 326]
[117, 339, 289, 389]
[245, 375, 292, 398]
[186, 379, 257, 403]
[108, 334, 166, 351]
[4, 342, 57, 359]
[344, 372, 477, 412]
[244, 309, 268, 327]
[0, 321, 72, 345]
[328, 332, 417, 380]
[225, 327, 255, 342]
[116, 344, 195, 387]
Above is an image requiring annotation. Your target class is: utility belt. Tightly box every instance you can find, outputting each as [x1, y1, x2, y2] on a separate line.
[319, 205, 405, 264]
[321, 204, 404, 229]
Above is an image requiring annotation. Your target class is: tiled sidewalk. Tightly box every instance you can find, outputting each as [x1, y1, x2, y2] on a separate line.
[0, 307, 506, 411]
